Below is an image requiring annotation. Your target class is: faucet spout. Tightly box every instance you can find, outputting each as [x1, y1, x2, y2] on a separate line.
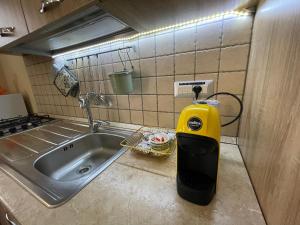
[78, 92, 111, 132]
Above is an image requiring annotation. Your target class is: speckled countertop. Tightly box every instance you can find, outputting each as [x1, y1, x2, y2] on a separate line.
[0, 134, 266, 225]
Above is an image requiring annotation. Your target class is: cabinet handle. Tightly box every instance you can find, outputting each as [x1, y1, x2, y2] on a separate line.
[5, 213, 17, 225]
[0, 27, 15, 37]
[40, 0, 64, 13]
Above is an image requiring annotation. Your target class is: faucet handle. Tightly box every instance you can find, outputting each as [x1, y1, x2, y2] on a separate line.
[93, 120, 110, 131]
[78, 94, 87, 108]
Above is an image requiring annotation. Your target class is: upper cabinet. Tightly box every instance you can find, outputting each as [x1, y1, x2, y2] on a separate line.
[20, 0, 94, 32]
[0, 0, 29, 47]
[0, 0, 257, 55]
[99, 0, 256, 32]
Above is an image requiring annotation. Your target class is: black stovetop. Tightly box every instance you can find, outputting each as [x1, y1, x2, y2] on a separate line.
[0, 114, 54, 137]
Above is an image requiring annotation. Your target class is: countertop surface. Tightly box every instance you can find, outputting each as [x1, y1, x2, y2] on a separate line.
[0, 133, 266, 225]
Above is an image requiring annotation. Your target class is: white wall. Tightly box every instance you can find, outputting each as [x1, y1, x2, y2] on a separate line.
[0, 54, 37, 113]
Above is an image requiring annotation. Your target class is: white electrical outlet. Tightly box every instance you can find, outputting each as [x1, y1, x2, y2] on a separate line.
[174, 80, 214, 98]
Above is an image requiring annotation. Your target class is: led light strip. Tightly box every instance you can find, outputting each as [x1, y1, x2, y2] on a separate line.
[52, 10, 251, 58]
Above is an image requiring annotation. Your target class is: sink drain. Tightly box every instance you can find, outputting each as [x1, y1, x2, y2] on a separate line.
[77, 165, 92, 175]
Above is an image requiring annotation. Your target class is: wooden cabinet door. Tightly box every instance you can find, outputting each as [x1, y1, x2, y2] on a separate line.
[0, 0, 29, 47]
[0, 201, 20, 225]
[21, 0, 95, 32]
[0, 201, 9, 225]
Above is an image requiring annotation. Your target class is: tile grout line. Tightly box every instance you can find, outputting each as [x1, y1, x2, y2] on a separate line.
[216, 15, 225, 96]
[154, 33, 159, 127]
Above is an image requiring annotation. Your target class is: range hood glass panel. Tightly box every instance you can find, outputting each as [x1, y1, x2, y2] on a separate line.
[10, 4, 133, 55]
[22, 16, 128, 52]
[48, 16, 128, 50]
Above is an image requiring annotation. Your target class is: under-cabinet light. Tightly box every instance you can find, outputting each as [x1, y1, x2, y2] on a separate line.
[52, 10, 251, 59]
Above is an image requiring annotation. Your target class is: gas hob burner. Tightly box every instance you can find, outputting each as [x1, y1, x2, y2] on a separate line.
[0, 114, 54, 137]
[9, 127, 17, 133]
[21, 124, 28, 130]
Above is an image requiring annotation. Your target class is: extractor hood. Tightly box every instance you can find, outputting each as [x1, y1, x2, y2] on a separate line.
[8, 4, 134, 56]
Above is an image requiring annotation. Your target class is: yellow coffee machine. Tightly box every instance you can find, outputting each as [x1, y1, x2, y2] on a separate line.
[176, 95, 221, 205]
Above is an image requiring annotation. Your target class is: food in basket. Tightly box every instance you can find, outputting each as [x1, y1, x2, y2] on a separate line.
[149, 133, 169, 145]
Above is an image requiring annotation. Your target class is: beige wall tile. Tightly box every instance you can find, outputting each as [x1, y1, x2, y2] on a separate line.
[111, 43, 124, 62]
[174, 113, 180, 128]
[104, 80, 114, 94]
[60, 96, 66, 105]
[222, 17, 253, 46]
[107, 95, 118, 108]
[91, 107, 100, 120]
[158, 95, 174, 112]
[90, 66, 98, 81]
[130, 110, 143, 125]
[142, 77, 157, 94]
[77, 68, 84, 81]
[143, 111, 158, 127]
[175, 74, 194, 81]
[157, 76, 174, 94]
[129, 95, 142, 110]
[83, 67, 91, 81]
[99, 51, 112, 65]
[218, 71, 246, 94]
[175, 27, 196, 53]
[195, 73, 218, 92]
[196, 22, 222, 50]
[155, 32, 174, 56]
[89, 55, 98, 66]
[142, 95, 157, 111]
[139, 36, 155, 58]
[140, 58, 156, 77]
[221, 116, 239, 136]
[175, 97, 193, 112]
[102, 64, 114, 80]
[56, 105, 63, 117]
[131, 60, 141, 78]
[76, 58, 83, 68]
[195, 49, 219, 73]
[220, 45, 249, 71]
[217, 95, 242, 116]
[158, 112, 174, 128]
[108, 109, 119, 122]
[113, 62, 124, 72]
[99, 81, 105, 93]
[125, 39, 140, 60]
[132, 78, 142, 94]
[117, 95, 129, 109]
[99, 108, 108, 120]
[156, 55, 174, 76]
[119, 109, 131, 123]
[175, 52, 195, 74]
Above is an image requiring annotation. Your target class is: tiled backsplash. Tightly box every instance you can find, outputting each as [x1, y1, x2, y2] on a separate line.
[24, 15, 253, 136]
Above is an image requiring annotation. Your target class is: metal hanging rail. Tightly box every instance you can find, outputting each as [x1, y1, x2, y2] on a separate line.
[66, 46, 134, 61]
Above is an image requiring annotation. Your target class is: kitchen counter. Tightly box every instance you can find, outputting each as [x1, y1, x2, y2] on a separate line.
[0, 133, 266, 225]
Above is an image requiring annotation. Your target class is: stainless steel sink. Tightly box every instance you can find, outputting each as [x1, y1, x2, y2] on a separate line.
[0, 121, 133, 207]
[34, 133, 126, 182]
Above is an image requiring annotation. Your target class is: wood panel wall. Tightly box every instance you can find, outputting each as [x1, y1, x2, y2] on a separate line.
[238, 0, 300, 225]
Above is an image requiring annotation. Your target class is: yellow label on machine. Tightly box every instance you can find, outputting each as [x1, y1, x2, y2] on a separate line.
[176, 104, 221, 143]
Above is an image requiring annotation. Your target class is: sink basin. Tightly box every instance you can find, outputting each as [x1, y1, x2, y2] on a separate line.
[0, 123, 133, 207]
[34, 133, 125, 182]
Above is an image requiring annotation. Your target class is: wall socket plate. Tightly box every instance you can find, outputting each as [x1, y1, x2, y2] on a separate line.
[174, 80, 214, 98]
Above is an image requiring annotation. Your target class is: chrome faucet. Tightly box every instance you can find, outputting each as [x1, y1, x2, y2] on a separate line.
[79, 92, 111, 132]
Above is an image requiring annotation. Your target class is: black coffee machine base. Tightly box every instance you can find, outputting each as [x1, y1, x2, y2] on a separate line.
[177, 175, 216, 205]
